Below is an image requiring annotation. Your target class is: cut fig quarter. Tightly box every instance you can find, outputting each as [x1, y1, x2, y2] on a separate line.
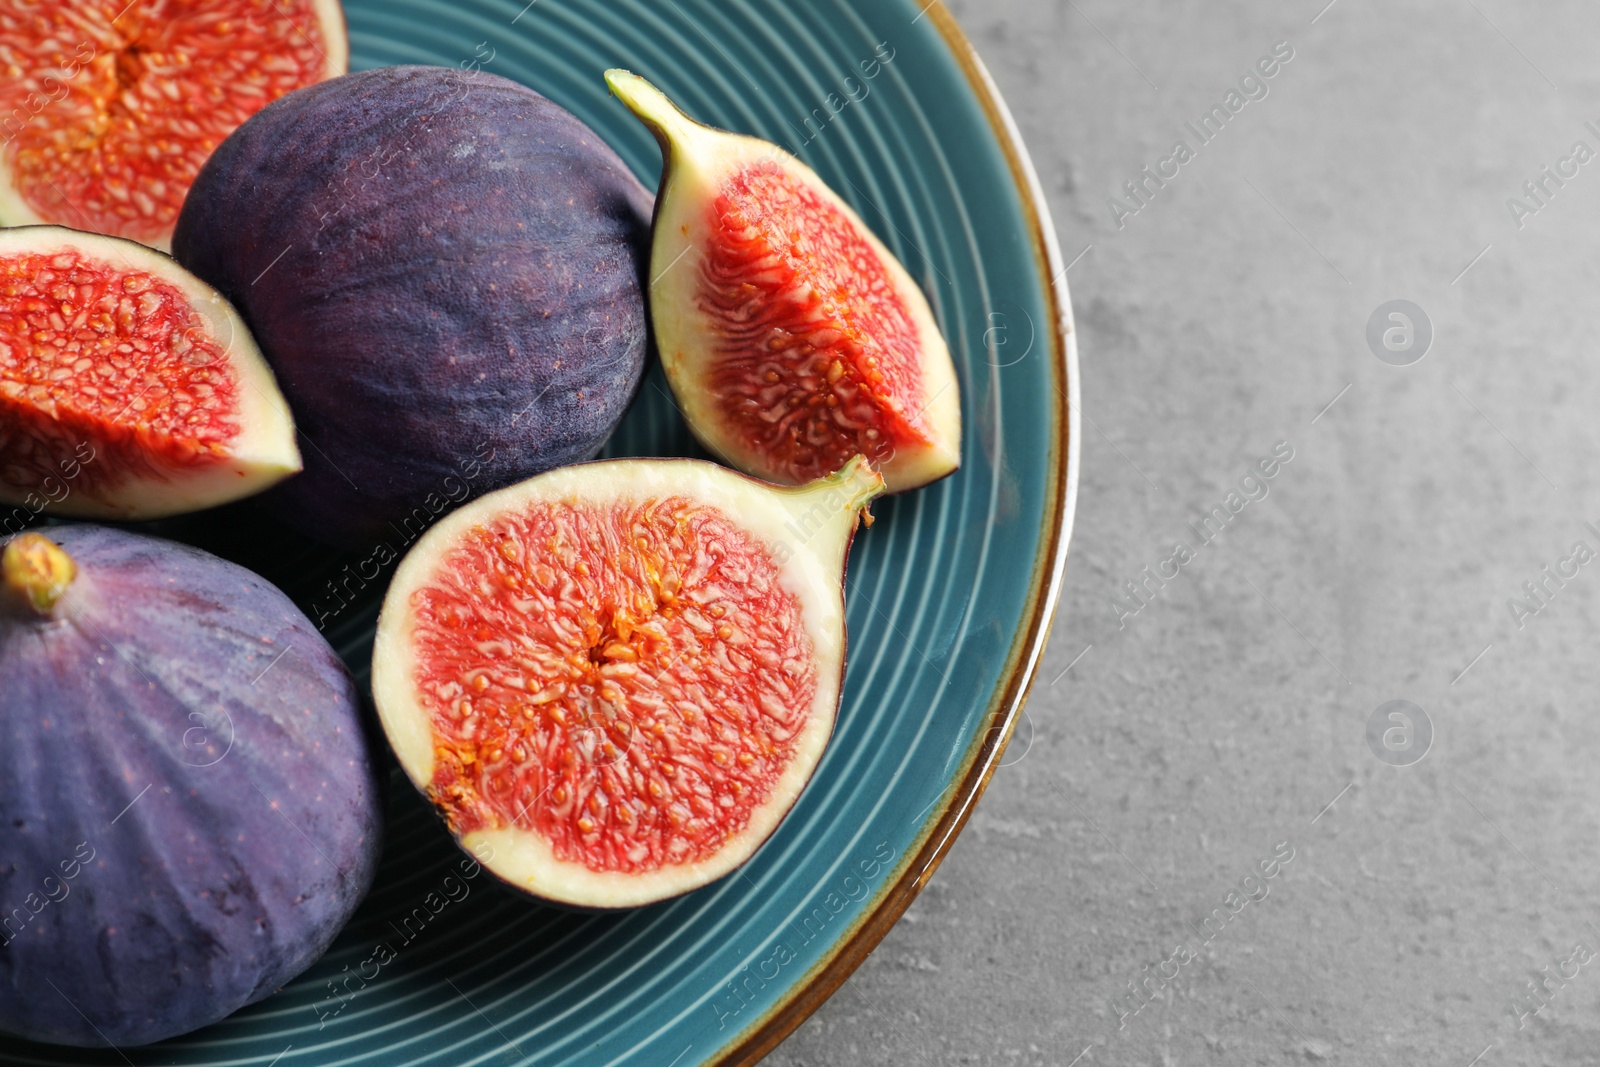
[0, 0, 348, 250]
[604, 69, 963, 494]
[0, 226, 302, 522]
[372, 456, 886, 908]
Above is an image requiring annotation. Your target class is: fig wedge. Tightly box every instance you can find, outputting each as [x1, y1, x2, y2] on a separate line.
[0, 226, 300, 523]
[606, 70, 961, 493]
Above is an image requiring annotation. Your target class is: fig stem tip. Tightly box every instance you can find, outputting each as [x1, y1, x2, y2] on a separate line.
[2, 533, 77, 616]
[603, 69, 697, 146]
[828, 455, 888, 521]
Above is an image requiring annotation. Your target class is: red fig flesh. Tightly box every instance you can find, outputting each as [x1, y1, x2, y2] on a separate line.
[0, 0, 347, 250]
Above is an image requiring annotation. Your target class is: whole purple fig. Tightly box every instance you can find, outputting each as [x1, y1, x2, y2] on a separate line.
[173, 65, 653, 548]
[0, 526, 382, 1046]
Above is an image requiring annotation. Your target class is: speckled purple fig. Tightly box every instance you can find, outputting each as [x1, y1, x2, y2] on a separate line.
[172, 65, 653, 548]
[0, 526, 382, 1047]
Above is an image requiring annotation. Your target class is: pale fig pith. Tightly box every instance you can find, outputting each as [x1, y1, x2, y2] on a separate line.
[605, 70, 961, 494]
[372, 456, 885, 908]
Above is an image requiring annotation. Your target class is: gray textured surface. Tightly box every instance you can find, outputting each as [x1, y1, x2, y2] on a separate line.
[767, 1, 1600, 1064]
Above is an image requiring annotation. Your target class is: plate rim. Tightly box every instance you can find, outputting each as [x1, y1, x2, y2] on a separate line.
[713, 4, 1082, 1063]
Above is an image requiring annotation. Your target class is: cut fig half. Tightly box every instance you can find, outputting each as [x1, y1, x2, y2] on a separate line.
[0, 226, 301, 521]
[0, 0, 348, 250]
[372, 456, 885, 908]
[605, 70, 962, 493]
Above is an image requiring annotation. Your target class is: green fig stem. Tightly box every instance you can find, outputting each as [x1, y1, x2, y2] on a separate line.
[604, 69, 701, 159]
[2, 533, 78, 617]
[798, 455, 887, 530]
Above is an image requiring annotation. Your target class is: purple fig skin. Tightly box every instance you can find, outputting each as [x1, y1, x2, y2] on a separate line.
[0, 526, 382, 1047]
[172, 65, 654, 548]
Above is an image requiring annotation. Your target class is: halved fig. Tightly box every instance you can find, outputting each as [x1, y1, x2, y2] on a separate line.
[372, 456, 885, 908]
[605, 70, 962, 493]
[0, 226, 300, 521]
[0, 0, 348, 250]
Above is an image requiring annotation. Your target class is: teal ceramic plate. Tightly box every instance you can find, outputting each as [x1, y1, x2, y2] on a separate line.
[3, 1, 1077, 1064]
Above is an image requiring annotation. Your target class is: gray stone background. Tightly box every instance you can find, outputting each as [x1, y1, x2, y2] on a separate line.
[769, 0, 1600, 1064]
